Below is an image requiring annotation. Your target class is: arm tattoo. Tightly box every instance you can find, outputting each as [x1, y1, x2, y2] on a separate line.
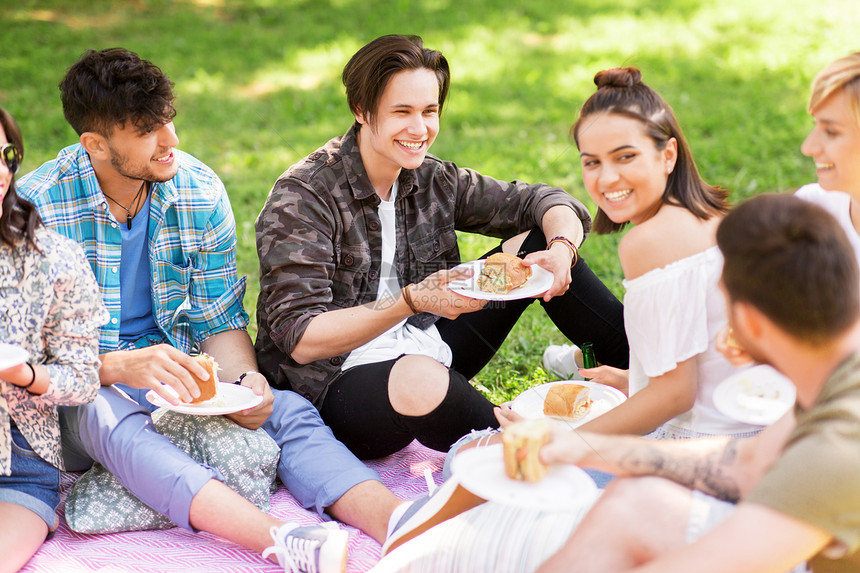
[617, 439, 742, 502]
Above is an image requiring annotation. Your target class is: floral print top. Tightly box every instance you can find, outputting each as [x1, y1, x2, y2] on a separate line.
[0, 226, 107, 474]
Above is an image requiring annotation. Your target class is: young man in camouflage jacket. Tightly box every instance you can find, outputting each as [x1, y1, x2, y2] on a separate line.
[255, 34, 628, 460]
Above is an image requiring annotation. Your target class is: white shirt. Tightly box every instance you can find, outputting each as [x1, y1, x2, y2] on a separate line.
[625, 246, 757, 437]
[342, 181, 453, 371]
[795, 183, 860, 272]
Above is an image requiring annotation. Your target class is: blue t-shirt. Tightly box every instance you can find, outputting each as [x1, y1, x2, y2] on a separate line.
[118, 192, 160, 342]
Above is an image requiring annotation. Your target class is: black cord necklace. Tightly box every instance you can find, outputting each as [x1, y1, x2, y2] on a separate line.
[103, 180, 147, 230]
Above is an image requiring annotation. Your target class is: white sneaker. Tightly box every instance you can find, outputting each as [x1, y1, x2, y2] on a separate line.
[263, 521, 348, 573]
[542, 344, 584, 380]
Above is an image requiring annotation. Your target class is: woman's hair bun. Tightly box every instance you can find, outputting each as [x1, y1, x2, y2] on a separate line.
[594, 67, 643, 89]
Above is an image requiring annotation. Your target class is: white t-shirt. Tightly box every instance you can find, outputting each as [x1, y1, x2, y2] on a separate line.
[341, 182, 452, 371]
[624, 246, 759, 437]
[795, 183, 860, 272]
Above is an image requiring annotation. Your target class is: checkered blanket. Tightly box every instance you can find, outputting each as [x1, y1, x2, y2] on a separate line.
[21, 441, 444, 573]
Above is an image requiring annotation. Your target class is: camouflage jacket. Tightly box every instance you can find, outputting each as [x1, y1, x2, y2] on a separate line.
[254, 124, 591, 407]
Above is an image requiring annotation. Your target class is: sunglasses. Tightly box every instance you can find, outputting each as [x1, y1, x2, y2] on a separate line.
[1, 143, 21, 174]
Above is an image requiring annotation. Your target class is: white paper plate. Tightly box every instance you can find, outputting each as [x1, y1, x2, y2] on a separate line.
[447, 259, 554, 301]
[713, 365, 796, 426]
[0, 342, 29, 371]
[511, 380, 627, 428]
[146, 382, 263, 416]
[451, 444, 598, 512]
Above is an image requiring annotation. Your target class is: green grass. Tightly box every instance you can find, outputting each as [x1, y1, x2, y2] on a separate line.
[3, 0, 858, 402]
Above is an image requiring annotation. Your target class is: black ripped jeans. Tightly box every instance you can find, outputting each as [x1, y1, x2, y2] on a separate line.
[438, 228, 629, 378]
[320, 228, 628, 459]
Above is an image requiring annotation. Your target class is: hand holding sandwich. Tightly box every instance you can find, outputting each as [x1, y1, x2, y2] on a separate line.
[494, 406, 600, 477]
[715, 324, 756, 367]
[98, 344, 212, 405]
[496, 407, 593, 464]
[537, 425, 605, 469]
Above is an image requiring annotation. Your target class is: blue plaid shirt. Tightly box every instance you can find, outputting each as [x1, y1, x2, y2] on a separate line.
[17, 144, 249, 354]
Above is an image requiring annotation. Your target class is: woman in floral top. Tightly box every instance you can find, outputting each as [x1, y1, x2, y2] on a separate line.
[0, 106, 106, 571]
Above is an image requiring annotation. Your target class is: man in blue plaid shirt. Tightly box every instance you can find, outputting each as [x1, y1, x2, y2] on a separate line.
[18, 48, 408, 571]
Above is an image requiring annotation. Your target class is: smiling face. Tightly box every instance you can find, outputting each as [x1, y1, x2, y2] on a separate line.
[578, 112, 677, 226]
[356, 68, 440, 190]
[801, 88, 860, 197]
[104, 120, 180, 183]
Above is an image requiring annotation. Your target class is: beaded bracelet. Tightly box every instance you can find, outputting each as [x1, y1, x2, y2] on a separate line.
[401, 284, 420, 314]
[546, 235, 579, 267]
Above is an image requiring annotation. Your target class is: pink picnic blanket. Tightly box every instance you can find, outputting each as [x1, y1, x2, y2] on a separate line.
[21, 441, 445, 573]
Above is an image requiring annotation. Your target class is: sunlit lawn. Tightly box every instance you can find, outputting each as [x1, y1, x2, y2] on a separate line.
[4, 0, 858, 401]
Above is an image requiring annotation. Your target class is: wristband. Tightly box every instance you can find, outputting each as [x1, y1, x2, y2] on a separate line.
[401, 284, 420, 314]
[21, 362, 37, 391]
[235, 370, 259, 384]
[546, 236, 579, 268]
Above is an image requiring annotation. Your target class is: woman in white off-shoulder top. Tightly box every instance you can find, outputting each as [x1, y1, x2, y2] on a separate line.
[718, 52, 860, 370]
[794, 52, 860, 271]
[553, 67, 760, 439]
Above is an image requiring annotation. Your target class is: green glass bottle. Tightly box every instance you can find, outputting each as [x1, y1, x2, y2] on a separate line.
[580, 342, 597, 380]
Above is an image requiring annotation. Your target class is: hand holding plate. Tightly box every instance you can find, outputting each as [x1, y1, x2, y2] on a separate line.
[523, 245, 572, 302]
[493, 404, 525, 428]
[412, 267, 488, 318]
[579, 365, 630, 396]
[224, 371, 274, 429]
[447, 259, 554, 301]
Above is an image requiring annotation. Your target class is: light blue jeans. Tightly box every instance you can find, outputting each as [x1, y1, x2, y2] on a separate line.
[60, 386, 380, 530]
[0, 423, 60, 528]
[262, 388, 381, 515]
[60, 386, 218, 530]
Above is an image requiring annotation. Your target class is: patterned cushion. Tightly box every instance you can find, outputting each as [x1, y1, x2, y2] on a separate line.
[64, 409, 280, 533]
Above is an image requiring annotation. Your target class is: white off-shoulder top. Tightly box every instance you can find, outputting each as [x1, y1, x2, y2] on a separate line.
[795, 183, 860, 271]
[623, 246, 758, 437]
